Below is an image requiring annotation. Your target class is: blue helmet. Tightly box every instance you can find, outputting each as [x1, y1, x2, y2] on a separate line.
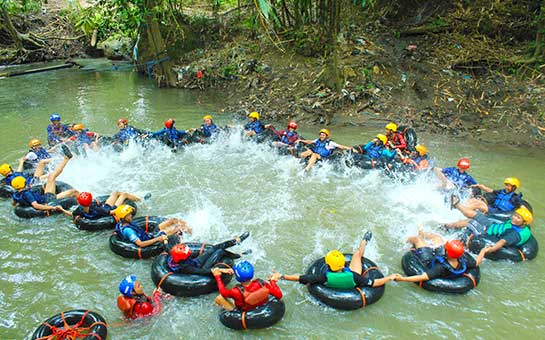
[119, 275, 137, 297]
[50, 114, 61, 122]
[234, 261, 254, 282]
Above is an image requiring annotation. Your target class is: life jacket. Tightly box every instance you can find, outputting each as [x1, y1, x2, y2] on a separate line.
[245, 120, 264, 134]
[388, 132, 406, 149]
[117, 294, 154, 319]
[201, 123, 218, 137]
[4, 172, 29, 186]
[13, 188, 44, 206]
[115, 221, 151, 241]
[364, 143, 384, 159]
[486, 221, 531, 246]
[28, 147, 51, 161]
[48, 124, 72, 143]
[429, 256, 467, 277]
[118, 127, 139, 143]
[313, 139, 332, 158]
[325, 268, 356, 289]
[492, 189, 520, 212]
[280, 130, 298, 145]
[411, 154, 430, 170]
[75, 130, 93, 145]
[443, 168, 475, 188]
[237, 279, 270, 311]
[166, 128, 182, 143]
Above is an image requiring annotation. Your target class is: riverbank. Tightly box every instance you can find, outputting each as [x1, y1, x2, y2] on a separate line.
[2, 2, 544, 148]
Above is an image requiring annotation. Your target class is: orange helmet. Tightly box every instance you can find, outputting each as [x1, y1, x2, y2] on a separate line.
[72, 124, 85, 131]
[165, 119, 175, 129]
[445, 240, 465, 258]
[171, 244, 192, 262]
[457, 158, 470, 170]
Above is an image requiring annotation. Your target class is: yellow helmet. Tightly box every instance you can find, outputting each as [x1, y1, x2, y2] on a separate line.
[114, 205, 134, 220]
[248, 112, 260, 120]
[203, 115, 213, 121]
[11, 176, 26, 190]
[504, 177, 520, 190]
[415, 144, 427, 156]
[385, 122, 397, 132]
[515, 206, 533, 225]
[0, 163, 12, 176]
[376, 134, 387, 145]
[319, 129, 330, 137]
[29, 139, 41, 148]
[72, 124, 84, 131]
[325, 250, 345, 271]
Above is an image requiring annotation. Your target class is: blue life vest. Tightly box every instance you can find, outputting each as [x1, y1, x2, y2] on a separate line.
[313, 139, 332, 158]
[4, 172, 30, 186]
[118, 127, 139, 143]
[76, 130, 93, 145]
[29, 147, 51, 161]
[492, 189, 519, 212]
[442, 168, 476, 188]
[280, 131, 297, 144]
[167, 255, 199, 271]
[201, 123, 218, 137]
[166, 128, 181, 143]
[430, 256, 467, 276]
[245, 120, 264, 134]
[116, 221, 151, 242]
[363, 142, 383, 159]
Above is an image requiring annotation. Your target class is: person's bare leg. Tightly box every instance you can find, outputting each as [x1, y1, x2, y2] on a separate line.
[56, 188, 79, 199]
[434, 168, 448, 189]
[33, 159, 52, 178]
[349, 239, 367, 275]
[214, 295, 235, 311]
[304, 153, 321, 172]
[418, 230, 445, 247]
[43, 157, 70, 194]
[299, 150, 312, 159]
[444, 219, 470, 229]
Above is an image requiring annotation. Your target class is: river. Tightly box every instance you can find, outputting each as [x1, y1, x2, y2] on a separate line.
[0, 61, 544, 339]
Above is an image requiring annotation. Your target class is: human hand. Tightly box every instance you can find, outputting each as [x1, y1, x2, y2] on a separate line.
[211, 268, 222, 276]
[269, 270, 282, 281]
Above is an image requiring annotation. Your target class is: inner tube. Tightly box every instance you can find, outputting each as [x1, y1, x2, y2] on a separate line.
[31, 309, 107, 340]
[398, 125, 418, 151]
[14, 197, 78, 219]
[401, 250, 480, 294]
[109, 216, 166, 259]
[151, 243, 234, 296]
[219, 297, 285, 330]
[467, 234, 539, 262]
[73, 197, 138, 231]
[305, 255, 385, 310]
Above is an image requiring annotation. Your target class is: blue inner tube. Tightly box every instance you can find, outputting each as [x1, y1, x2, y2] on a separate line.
[467, 234, 539, 262]
[219, 296, 285, 330]
[31, 309, 107, 340]
[109, 216, 166, 259]
[73, 196, 138, 231]
[305, 255, 385, 310]
[401, 250, 480, 294]
[151, 243, 234, 296]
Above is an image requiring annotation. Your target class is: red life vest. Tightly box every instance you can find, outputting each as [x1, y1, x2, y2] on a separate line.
[238, 279, 270, 311]
[117, 295, 155, 319]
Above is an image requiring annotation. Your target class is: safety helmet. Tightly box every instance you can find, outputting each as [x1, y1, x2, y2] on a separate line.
[77, 192, 93, 207]
[0, 163, 12, 176]
[248, 112, 260, 120]
[28, 139, 41, 148]
[202, 115, 213, 121]
[415, 144, 427, 156]
[287, 121, 298, 130]
[234, 260, 254, 282]
[385, 122, 398, 132]
[376, 134, 387, 145]
[72, 124, 84, 131]
[50, 113, 61, 122]
[165, 119, 175, 129]
[504, 177, 520, 190]
[445, 240, 465, 259]
[319, 128, 330, 137]
[114, 205, 134, 220]
[117, 118, 128, 126]
[171, 244, 192, 262]
[11, 176, 26, 190]
[515, 206, 533, 225]
[325, 250, 345, 271]
[119, 275, 137, 297]
[457, 157, 471, 170]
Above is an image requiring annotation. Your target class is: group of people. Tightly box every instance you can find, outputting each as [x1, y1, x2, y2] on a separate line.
[0, 111, 537, 328]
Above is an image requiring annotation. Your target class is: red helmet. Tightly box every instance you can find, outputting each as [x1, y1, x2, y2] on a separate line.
[457, 157, 471, 170]
[77, 192, 93, 207]
[445, 240, 465, 258]
[287, 121, 298, 130]
[171, 244, 192, 262]
[165, 119, 175, 129]
[118, 118, 128, 126]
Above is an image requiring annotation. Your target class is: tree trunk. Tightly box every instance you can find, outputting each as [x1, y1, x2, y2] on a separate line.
[533, 2, 545, 60]
[320, 0, 342, 92]
[1, 7, 23, 50]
